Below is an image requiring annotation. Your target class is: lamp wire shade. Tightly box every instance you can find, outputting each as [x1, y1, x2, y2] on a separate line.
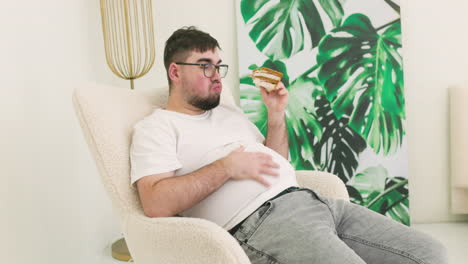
[100, 0, 156, 89]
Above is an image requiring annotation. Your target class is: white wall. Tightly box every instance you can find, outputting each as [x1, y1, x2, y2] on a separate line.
[1, 1, 120, 263]
[402, 0, 468, 223]
[1, 0, 467, 263]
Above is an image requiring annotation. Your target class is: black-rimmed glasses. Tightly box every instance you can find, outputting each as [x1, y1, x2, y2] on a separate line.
[175, 62, 229, 78]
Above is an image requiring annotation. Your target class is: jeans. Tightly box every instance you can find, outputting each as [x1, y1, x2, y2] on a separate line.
[230, 188, 448, 264]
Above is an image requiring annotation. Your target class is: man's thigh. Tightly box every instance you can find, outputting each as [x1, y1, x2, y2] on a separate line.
[232, 189, 365, 264]
[316, 191, 448, 264]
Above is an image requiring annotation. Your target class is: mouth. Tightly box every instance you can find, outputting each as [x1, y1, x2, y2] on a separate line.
[212, 85, 222, 93]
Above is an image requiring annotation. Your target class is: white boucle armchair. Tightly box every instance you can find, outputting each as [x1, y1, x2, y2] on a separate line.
[72, 82, 349, 264]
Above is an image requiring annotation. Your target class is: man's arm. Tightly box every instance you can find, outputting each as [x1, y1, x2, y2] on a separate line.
[137, 146, 280, 218]
[265, 111, 288, 159]
[260, 82, 289, 159]
[137, 159, 228, 218]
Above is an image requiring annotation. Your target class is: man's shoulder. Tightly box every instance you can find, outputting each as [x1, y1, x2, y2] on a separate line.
[133, 108, 170, 130]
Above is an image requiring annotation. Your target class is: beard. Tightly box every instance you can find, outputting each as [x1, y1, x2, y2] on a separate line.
[187, 93, 220, 110]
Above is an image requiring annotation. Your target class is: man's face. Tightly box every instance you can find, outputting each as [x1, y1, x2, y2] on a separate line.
[178, 49, 223, 110]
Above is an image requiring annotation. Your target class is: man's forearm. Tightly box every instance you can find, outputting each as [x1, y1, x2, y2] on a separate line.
[143, 160, 230, 217]
[265, 111, 289, 159]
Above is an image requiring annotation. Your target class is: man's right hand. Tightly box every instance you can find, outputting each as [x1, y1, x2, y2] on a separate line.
[220, 146, 280, 187]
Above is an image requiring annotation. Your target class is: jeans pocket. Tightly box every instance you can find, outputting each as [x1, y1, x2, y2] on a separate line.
[236, 201, 275, 242]
[257, 201, 274, 220]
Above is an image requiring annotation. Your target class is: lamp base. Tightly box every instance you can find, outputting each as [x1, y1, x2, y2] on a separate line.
[111, 238, 133, 262]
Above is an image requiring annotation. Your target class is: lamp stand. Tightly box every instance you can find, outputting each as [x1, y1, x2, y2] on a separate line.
[111, 238, 133, 262]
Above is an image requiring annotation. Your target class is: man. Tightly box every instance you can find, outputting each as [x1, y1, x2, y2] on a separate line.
[130, 26, 447, 264]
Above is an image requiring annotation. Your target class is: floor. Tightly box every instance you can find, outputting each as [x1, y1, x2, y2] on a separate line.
[103, 222, 468, 263]
[413, 222, 468, 264]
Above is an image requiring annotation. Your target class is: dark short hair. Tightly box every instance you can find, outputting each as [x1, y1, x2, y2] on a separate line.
[163, 26, 221, 85]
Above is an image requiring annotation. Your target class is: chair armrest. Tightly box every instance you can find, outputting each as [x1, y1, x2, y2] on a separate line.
[123, 213, 251, 264]
[295, 170, 350, 201]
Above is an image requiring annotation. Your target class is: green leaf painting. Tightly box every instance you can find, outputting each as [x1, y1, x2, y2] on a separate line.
[348, 166, 409, 225]
[312, 90, 367, 182]
[237, 0, 408, 225]
[240, 0, 345, 60]
[317, 14, 404, 155]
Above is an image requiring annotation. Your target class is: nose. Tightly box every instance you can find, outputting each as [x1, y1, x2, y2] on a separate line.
[210, 68, 221, 81]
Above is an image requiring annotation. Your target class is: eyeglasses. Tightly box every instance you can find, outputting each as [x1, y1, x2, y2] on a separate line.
[175, 62, 229, 78]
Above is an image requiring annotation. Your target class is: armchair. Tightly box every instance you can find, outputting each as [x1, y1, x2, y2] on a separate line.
[72, 83, 349, 264]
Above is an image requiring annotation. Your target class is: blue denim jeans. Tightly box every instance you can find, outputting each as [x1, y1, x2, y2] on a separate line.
[230, 188, 448, 264]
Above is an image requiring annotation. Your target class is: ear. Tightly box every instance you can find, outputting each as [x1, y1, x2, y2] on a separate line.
[168, 63, 180, 83]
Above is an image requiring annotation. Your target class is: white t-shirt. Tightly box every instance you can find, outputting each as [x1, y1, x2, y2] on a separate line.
[130, 103, 298, 230]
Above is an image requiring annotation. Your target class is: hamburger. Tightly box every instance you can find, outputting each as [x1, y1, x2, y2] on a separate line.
[251, 67, 283, 92]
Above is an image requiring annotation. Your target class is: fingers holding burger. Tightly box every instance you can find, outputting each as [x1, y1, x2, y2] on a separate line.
[250, 67, 283, 92]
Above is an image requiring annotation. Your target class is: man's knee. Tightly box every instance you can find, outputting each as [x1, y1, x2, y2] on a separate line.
[422, 236, 448, 264]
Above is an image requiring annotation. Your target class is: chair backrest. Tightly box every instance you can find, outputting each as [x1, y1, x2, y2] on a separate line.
[72, 82, 236, 215]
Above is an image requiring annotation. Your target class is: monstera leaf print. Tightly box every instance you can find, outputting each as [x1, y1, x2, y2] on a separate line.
[312, 91, 367, 182]
[286, 76, 323, 169]
[347, 165, 409, 225]
[318, 0, 347, 26]
[317, 14, 405, 156]
[238, 0, 408, 224]
[240, 0, 346, 60]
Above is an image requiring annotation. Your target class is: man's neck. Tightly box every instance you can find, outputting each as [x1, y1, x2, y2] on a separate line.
[166, 94, 206, 115]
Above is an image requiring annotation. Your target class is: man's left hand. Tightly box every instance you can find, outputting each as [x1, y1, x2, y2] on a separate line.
[259, 81, 288, 113]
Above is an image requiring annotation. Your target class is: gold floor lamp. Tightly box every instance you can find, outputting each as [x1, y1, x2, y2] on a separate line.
[100, 0, 155, 90]
[99, 0, 156, 261]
